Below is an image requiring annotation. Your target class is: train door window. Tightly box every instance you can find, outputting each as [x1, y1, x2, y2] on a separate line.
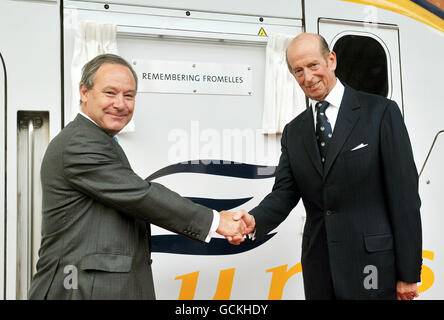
[333, 35, 388, 97]
[319, 19, 402, 113]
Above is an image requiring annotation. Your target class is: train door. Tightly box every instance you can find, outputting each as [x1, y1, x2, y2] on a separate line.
[63, 1, 305, 299]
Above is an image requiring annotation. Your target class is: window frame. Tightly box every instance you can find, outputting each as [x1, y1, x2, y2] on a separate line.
[330, 30, 394, 99]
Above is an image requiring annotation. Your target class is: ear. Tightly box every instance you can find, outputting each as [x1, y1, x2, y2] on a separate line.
[79, 82, 89, 104]
[327, 51, 337, 72]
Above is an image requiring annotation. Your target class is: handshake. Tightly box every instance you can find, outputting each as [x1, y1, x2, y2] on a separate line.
[216, 210, 256, 245]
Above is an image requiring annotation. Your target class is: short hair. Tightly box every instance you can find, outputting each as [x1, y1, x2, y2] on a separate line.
[286, 34, 331, 72]
[318, 35, 330, 59]
[79, 53, 138, 104]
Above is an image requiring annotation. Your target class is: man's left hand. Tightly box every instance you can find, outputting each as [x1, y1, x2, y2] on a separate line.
[396, 281, 419, 300]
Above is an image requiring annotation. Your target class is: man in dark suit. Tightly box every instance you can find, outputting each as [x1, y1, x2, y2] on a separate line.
[234, 33, 422, 300]
[28, 54, 245, 299]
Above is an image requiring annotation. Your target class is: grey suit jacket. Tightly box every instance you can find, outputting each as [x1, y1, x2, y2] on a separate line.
[28, 114, 213, 299]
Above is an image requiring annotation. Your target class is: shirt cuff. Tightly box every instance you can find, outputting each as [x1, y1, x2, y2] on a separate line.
[248, 229, 257, 241]
[205, 210, 220, 243]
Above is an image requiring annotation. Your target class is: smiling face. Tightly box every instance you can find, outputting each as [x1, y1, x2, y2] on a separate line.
[287, 34, 337, 101]
[80, 63, 136, 136]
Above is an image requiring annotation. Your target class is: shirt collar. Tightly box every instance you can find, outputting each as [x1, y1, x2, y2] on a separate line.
[310, 78, 345, 112]
[79, 111, 98, 126]
[78, 111, 117, 138]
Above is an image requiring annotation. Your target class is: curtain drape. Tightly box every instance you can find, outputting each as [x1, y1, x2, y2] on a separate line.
[262, 34, 305, 134]
[71, 20, 135, 133]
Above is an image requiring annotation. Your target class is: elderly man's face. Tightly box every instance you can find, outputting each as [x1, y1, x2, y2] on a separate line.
[287, 36, 337, 101]
[80, 63, 136, 136]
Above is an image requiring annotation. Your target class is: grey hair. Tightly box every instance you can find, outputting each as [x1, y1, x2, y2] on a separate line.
[79, 53, 138, 104]
[285, 34, 331, 72]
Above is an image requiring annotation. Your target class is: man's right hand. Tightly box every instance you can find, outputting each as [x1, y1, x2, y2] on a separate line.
[216, 211, 247, 245]
[226, 210, 256, 245]
[232, 210, 256, 235]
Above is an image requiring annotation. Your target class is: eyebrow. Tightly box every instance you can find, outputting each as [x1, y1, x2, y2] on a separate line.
[293, 59, 322, 70]
[102, 86, 136, 94]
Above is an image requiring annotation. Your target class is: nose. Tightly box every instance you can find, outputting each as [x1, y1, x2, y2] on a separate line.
[114, 93, 127, 109]
[304, 69, 315, 85]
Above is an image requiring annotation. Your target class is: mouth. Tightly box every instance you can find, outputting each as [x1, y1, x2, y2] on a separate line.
[107, 113, 128, 120]
[306, 81, 321, 90]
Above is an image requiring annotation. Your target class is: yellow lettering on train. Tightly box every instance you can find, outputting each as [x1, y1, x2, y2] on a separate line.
[174, 250, 435, 299]
[419, 250, 435, 293]
[266, 263, 302, 300]
[175, 271, 199, 300]
[175, 268, 236, 300]
[213, 268, 236, 300]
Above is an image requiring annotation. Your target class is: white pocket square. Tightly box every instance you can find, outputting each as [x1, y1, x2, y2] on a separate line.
[351, 143, 368, 151]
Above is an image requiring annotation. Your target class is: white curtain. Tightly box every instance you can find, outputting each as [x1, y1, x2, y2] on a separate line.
[262, 34, 305, 134]
[71, 20, 135, 133]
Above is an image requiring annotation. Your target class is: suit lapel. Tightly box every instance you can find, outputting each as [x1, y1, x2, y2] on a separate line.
[323, 86, 361, 178]
[300, 108, 323, 177]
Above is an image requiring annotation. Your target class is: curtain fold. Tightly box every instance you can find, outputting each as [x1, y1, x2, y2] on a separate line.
[71, 21, 135, 133]
[262, 34, 305, 134]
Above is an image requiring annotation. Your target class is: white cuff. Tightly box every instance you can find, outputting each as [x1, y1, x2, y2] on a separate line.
[205, 210, 220, 243]
[248, 229, 257, 241]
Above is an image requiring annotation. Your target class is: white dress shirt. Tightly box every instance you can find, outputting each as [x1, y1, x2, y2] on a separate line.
[78, 112, 219, 242]
[310, 78, 345, 132]
[249, 79, 346, 241]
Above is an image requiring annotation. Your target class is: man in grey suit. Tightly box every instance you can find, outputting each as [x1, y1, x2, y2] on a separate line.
[233, 33, 422, 300]
[28, 54, 245, 299]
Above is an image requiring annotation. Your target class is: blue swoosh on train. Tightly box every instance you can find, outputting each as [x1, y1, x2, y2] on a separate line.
[146, 159, 277, 181]
[151, 233, 277, 255]
[184, 197, 253, 212]
[147, 160, 277, 255]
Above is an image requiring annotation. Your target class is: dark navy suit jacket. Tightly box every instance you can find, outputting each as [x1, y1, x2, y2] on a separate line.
[251, 86, 422, 299]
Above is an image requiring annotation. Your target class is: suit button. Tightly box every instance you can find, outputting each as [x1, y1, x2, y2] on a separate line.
[326, 210, 333, 216]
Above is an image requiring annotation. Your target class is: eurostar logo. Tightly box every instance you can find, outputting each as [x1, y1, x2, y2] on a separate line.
[146, 159, 277, 255]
